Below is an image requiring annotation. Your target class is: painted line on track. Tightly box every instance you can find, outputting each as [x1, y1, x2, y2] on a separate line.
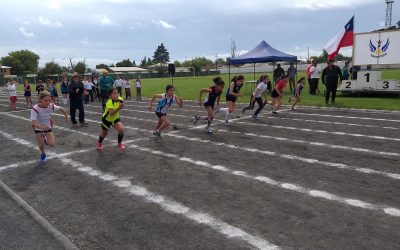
[2, 116, 400, 218]
[0, 129, 280, 250]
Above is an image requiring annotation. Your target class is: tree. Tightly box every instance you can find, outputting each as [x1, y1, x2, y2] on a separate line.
[180, 57, 214, 72]
[116, 59, 133, 67]
[215, 58, 226, 67]
[140, 57, 147, 68]
[311, 50, 351, 63]
[38, 61, 62, 76]
[96, 63, 109, 69]
[147, 58, 153, 66]
[152, 43, 170, 64]
[132, 60, 136, 67]
[0, 49, 40, 75]
[74, 61, 87, 75]
[174, 60, 182, 67]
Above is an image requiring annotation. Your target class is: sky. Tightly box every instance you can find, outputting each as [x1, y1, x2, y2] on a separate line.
[1, 0, 399, 68]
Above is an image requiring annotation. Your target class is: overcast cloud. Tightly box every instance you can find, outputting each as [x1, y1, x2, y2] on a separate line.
[1, 0, 398, 67]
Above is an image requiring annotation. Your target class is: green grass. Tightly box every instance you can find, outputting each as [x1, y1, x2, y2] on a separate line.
[16, 69, 400, 110]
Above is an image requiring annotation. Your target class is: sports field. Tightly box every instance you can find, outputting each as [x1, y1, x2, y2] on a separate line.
[0, 90, 399, 249]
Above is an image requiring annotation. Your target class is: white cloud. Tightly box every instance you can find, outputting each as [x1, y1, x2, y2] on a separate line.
[19, 27, 34, 38]
[38, 17, 63, 28]
[80, 38, 89, 44]
[94, 15, 118, 26]
[151, 20, 176, 29]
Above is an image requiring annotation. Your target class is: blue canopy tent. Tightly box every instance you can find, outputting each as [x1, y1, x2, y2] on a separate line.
[227, 40, 297, 91]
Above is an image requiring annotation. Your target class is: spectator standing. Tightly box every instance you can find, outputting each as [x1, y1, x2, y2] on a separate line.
[135, 76, 142, 100]
[23, 79, 33, 108]
[124, 77, 131, 99]
[84, 78, 94, 103]
[309, 61, 321, 95]
[287, 62, 297, 93]
[342, 61, 350, 80]
[7, 79, 17, 111]
[115, 75, 123, 96]
[61, 76, 69, 105]
[273, 63, 285, 84]
[99, 69, 115, 110]
[36, 80, 45, 96]
[69, 72, 88, 126]
[322, 60, 343, 108]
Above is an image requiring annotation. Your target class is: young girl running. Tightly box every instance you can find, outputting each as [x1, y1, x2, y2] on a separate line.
[149, 85, 183, 138]
[270, 74, 290, 114]
[31, 91, 68, 163]
[217, 75, 244, 125]
[242, 74, 271, 120]
[193, 77, 225, 133]
[97, 88, 126, 150]
[23, 79, 33, 108]
[7, 79, 17, 111]
[289, 77, 306, 111]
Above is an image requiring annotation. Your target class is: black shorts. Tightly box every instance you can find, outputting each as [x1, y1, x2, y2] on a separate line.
[155, 111, 167, 119]
[226, 95, 237, 102]
[101, 118, 121, 130]
[203, 102, 215, 109]
[24, 91, 31, 97]
[271, 89, 280, 98]
[34, 129, 52, 134]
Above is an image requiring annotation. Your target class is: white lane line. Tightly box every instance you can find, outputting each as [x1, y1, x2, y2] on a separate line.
[0, 179, 79, 250]
[288, 112, 400, 123]
[3, 118, 400, 219]
[4, 111, 400, 182]
[0, 129, 279, 250]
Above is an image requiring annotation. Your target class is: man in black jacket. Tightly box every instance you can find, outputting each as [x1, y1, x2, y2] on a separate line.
[69, 73, 88, 126]
[322, 60, 343, 107]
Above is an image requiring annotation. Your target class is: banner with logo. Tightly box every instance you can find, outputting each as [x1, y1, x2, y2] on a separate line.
[353, 30, 400, 66]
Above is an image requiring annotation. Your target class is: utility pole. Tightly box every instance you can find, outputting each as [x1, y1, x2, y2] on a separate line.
[307, 47, 310, 62]
[385, 0, 394, 29]
[215, 54, 218, 72]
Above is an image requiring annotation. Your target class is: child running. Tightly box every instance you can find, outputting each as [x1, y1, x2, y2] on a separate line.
[289, 77, 306, 111]
[193, 77, 225, 133]
[217, 75, 244, 125]
[31, 91, 68, 163]
[23, 79, 33, 108]
[149, 85, 183, 138]
[242, 74, 271, 120]
[97, 88, 126, 150]
[270, 74, 290, 114]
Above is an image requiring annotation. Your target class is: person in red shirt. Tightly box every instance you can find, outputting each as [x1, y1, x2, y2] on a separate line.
[270, 75, 289, 114]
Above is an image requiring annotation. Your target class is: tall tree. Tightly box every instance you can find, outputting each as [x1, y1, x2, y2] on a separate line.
[116, 59, 134, 67]
[147, 58, 153, 66]
[140, 56, 147, 68]
[96, 63, 109, 69]
[152, 43, 170, 64]
[38, 61, 62, 76]
[0, 49, 40, 75]
[174, 60, 182, 67]
[74, 61, 87, 75]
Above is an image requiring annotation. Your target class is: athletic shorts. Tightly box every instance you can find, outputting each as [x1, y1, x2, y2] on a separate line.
[203, 102, 215, 109]
[101, 118, 121, 130]
[24, 91, 31, 97]
[226, 95, 237, 102]
[271, 89, 280, 98]
[34, 129, 52, 134]
[155, 111, 167, 119]
[10, 96, 17, 102]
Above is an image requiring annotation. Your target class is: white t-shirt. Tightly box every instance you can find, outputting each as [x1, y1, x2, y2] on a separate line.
[31, 103, 60, 131]
[124, 80, 131, 88]
[253, 82, 269, 98]
[115, 79, 124, 87]
[84, 81, 93, 90]
[310, 66, 321, 79]
[135, 80, 141, 88]
[7, 83, 17, 97]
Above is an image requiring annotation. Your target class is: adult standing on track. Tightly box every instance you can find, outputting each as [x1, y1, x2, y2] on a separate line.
[69, 72, 88, 126]
[99, 69, 115, 110]
[135, 76, 142, 100]
[322, 59, 343, 108]
[273, 63, 285, 84]
[309, 60, 321, 95]
[287, 62, 297, 93]
[115, 75, 123, 96]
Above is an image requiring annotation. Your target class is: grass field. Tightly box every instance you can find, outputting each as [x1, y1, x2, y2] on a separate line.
[15, 69, 400, 110]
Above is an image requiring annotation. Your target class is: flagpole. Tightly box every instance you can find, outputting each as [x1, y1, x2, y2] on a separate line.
[351, 14, 355, 79]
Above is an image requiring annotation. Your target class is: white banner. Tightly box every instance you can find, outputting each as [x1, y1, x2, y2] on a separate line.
[353, 30, 400, 66]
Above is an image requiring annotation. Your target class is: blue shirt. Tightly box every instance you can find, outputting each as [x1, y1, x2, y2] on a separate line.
[155, 93, 176, 114]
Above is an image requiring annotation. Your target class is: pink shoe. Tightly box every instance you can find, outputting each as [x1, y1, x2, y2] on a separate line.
[97, 143, 103, 150]
[118, 143, 126, 150]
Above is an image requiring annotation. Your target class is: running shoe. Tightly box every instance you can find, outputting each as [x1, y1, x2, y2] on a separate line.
[118, 143, 126, 150]
[252, 114, 260, 120]
[80, 122, 89, 127]
[193, 115, 199, 125]
[97, 143, 103, 150]
[153, 130, 161, 138]
[290, 108, 296, 112]
[272, 111, 278, 115]
[39, 153, 47, 163]
[224, 120, 229, 126]
[242, 107, 246, 114]
[206, 126, 213, 134]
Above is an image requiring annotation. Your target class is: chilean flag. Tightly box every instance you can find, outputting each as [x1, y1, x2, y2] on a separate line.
[324, 16, 354, 60]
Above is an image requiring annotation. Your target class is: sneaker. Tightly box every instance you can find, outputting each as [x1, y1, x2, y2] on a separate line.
[206, 126, 213, 133]
[290, 108, 296, 112]
[224, 120, 229, 126]
[153, 130, 161, 138]
[242, 107, 246, 115]
[39, 153, 47, 163]
[252, 114, 260, 120]
[272, 111, 278, 115]
[118, 143, 126, 150]
[41, 132, 48, 146]
[97, 143, 103, 150]
[80, 122, 89, 127]
[193, 115, 199, 125]
[325, 103, 329, 110]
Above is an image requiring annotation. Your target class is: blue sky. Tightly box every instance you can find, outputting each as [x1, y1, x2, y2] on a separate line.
[1, 0, 399, 68]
